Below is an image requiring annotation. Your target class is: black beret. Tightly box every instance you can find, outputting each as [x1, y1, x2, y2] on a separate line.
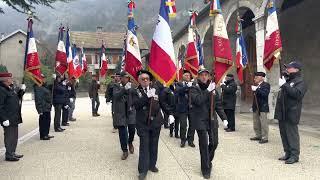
[137, 70, 154, 81]
[119, 71, 129, 77]
[183, 70, 191, 74]
[254, 72, 266, 77]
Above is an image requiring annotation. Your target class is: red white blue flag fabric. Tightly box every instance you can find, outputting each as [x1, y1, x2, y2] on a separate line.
[81, 47, 88, 74]
[70, 45, 82, 79]
[235, 17, 248, 84]
[65, 29, 74, 78]
[55, 26, 67, 76]
[24, 17, 43, 86]
[209, 0, 221, 16]
[212, 0, 233, 85]
[99, 44, 108, 77]
[165, 0, 176, 18]
[125, 1, 142, 81]
[184, 12, 200, 78]
[149, 0, 176, 87]
[263, 0, 282, 71]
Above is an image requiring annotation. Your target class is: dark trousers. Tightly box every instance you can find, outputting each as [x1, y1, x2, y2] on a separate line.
[197, 130, 211, 175]
[3, 126, 18, 158]
[224, 109, 235, 130]
[91, 96, 100, 114]
[208, 125, 219, 161]
[163, 112, 169, 128]
[187, 117, 195, 143]
[54, 104, 63, 130]
[279, 121, 300, 159]
[178, 113, 188, 141]
[117, 124, 136, 152]
[170, 116, 179, 136]
[39, 112, 51, 138]
[137, 127, 161, 174]
[62, 105, 69, 124]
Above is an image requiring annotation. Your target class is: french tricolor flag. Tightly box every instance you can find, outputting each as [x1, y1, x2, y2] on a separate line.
[55, 26, 67, 76]
[263, 0, 282, 71]
[184, 26, 199, 78]
[209, 0, 221, 16]
[71, 45, 82, 79]
[65, 28, 74, 78]
[235, 18, 248, 84]
[125, 2, 142, 81]
[149, 0, 176, 86]
[24, 17, 43, 86]
[99, 44, 108, 77]
[212, 0, 233, 85]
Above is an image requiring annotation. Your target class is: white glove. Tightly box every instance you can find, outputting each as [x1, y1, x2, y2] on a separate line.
[64, 105, 69, 109]
[220, 81, 226, 86]
[207, 82, 216, 92]
[160, 109, 164, 119]
[62, 81, 67, 86]
[52, 74, 57, 79]
[20, 84, 26, 91]
[39, 112, 43, 115]
[3, 120, 10, 127]
[279, 76, 286, 87]
[125, 82, 132, 90]
[251, 85, 258, 92]
[76, 79, 80, 83]
[147, 88, 156, 98]
[186, 82, 193, 87]
[223, 120, 228, 128]
[70, 98, 74, 103]
[68, 87, 71, 91]
[97, 81, 100, 85]
[169, 115, 175, 124]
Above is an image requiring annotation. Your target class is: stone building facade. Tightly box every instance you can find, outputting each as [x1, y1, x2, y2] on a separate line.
[173, 0, 318, 118]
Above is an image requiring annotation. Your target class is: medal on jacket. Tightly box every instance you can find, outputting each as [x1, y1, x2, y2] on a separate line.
[137, 89, 142, 98]
[290, 82, 294, 87]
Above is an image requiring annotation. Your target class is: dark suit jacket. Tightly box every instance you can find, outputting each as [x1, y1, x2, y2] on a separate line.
[252, 81, 270, 113]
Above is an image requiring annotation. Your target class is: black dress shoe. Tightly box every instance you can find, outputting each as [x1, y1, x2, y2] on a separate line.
[55, 129, 64, 132]
[69, 118, 76, 121]
[48, 135, 54, 139]
[203, 173, 210, 179]
[169, 133, 173, 137]
[226, 129, 235, 132]
[278, 155, 290, 161]
[164, 125, 169, 129]
[149, 167, 159, 173]
[138, 173, 147, 180]
[59, 127, 66, 131]
[175, 135, 180, 139]
[5, 157, 19, 162]
[40, 136, 50, 140]
[285, 157, 299, 164]
[250, 137, 261, 141]
[259, 139, 269, 144]
[180, 141, 186, 148]
[188, 142, 195, 148]
[61, 123, 70, 126]
[96, 113, 101, 116]
[14, 154, 24, 158]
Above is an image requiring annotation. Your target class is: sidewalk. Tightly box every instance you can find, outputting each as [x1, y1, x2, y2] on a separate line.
[0, 97, 319, 180]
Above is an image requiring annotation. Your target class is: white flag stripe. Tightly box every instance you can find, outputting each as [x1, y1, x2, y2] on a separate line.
[27, 38, 38, 54]
[57, 41, 66, 53]
[265, 11, 279, 37]
[126, 30, 142, 62]
[153, 15, 176, 64]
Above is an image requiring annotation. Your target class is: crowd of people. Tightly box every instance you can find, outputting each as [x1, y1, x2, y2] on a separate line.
[0, 60, 307, 179]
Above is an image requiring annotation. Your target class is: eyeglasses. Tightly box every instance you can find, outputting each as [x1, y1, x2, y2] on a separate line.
[140, 77, 150, 81]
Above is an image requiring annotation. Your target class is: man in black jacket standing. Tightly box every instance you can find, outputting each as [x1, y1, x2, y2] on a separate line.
[189, 68, 228, 179]
[34, 74, 54, 140]
[89, 75, 101, 117]
[52, 75, 67, 132]
[0, 71, 24, 161]
[175, 70, 195, 147]
[68, 77, 77, 122]
[275, 61, 307, 164]
[133, 70, 167, 180]
[220, 74, 238, 132]
[250, 72, 270, 144]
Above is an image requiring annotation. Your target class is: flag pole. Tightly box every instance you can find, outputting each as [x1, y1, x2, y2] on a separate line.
[23, 11, 33, 85]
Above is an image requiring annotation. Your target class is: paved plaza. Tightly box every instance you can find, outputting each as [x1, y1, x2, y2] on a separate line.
[0, 97, 319, 180]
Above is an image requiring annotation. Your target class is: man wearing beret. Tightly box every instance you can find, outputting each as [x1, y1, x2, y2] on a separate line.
[250, 72, 270, 144]
[132, 70, 168, 180]
[189, 68, 228, 179]
[220, 74, 238, 132]
[0, 70, 24, 161]
[275, 61, 307, 164]
[112, 71, 137, 160]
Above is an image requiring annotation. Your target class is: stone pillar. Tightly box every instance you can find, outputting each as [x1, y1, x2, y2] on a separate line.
[253, 14, 280, 120]
[253, 14, 266, 73]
